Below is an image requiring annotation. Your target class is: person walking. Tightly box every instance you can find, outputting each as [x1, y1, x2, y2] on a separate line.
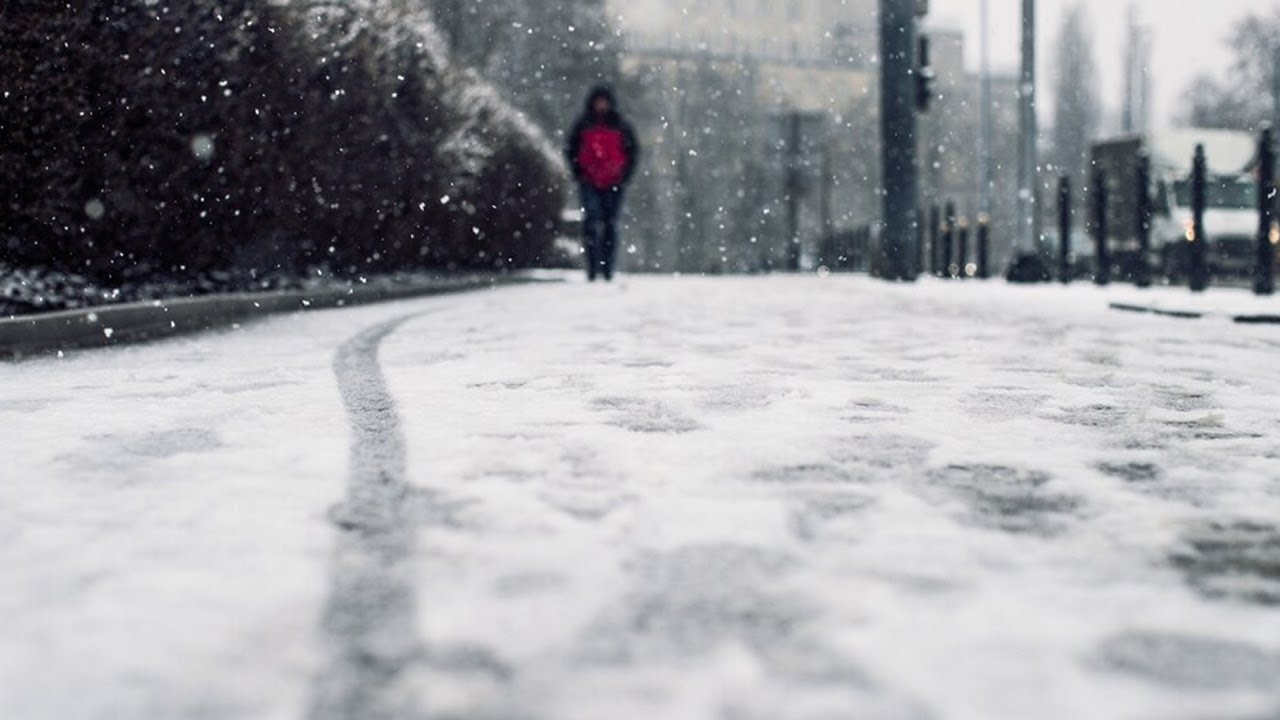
[566, 86, 640, 282]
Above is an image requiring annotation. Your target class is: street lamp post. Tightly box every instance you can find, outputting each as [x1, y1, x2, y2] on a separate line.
[1190, 144, 1209, 293]
[878, 0, 922, 281]
[786, 112, 803, 272]
[1016, 0, 1038, 255]
[1273, 47, 1280, 136]
[1255, 126, 1275, 296]
[979, 0, 993, 222]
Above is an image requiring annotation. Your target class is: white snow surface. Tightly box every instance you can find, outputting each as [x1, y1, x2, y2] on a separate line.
[3, 275, 1280, 719]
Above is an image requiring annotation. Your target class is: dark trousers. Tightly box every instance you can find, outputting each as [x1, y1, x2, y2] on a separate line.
[581, 184, 624, 281]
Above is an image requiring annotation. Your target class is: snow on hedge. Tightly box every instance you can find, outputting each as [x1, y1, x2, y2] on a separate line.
[0, 0, 568, 283]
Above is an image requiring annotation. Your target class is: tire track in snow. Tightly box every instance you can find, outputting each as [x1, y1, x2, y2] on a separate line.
[310, 314, 427, 720]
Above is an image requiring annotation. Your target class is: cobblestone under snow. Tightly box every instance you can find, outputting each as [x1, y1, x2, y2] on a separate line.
[3, 276, 1279, 719]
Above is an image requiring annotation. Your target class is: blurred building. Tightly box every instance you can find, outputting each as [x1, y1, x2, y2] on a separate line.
[606, 2, 1022, 272]
[612, 0, 878, 113]
[608, 0, 883, 272]
[921, 28, 1022, 264]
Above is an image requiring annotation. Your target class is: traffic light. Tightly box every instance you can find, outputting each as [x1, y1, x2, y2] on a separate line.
[917, 35, 935, 113]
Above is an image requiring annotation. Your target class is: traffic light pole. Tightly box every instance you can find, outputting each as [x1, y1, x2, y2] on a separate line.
[979, 0, 993, 221]
[1190, 144, 1209, 292]
[878, 0, 921, 281]
[786, 112, 803, 272]
[1256, 126, 1275, 296]
[1273, 48, 1280, 137]
[1016, 0, 1038, 254]
[1135, 152, 1153, 288]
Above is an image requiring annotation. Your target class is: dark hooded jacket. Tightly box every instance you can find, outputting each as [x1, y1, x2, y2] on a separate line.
[565, 86, 640, 189]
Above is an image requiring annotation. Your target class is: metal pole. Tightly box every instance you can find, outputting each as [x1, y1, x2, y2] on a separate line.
[1255, 126, 1275, 296]
[1273, 48, 1280, 140]
[1122, 5, 1136, 134]
[1190, 144, 1209, 292]
[1273, 48, 1280, 224]
[1135, 152, 1152, 288]
[821, 143, 834, 245]
[977, 217, 991, 279]
[917, 206, 927, 276]
[979, 0, 993, 220]
[1092, 168, 1110, 286]
[1017, 0, 1038, 254]
[943, 200, 956, 278]
[957, 218, 971, 279]
[929, 205, 941, 275]
[786, 112, 802, 272]
[878, 0, 920, 281]
[1058, 176, 1071, 283]
[917, 35, 933, 113]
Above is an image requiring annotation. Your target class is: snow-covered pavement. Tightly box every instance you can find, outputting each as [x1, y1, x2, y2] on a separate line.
[3, 276, 1280, 720]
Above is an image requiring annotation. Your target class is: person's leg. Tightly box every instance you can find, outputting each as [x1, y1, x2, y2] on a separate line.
[581, 185, 603, 281]
[585, 244, 599, 282]
[601, 188, 623, 281]
[601, 221, 617, 282]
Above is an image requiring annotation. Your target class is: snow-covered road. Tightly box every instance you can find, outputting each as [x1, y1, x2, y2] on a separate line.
[3, 276, 1280, 720]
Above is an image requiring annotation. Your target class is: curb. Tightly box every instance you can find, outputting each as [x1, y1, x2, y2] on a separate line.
[1109, 302, 1280, 325]
[1233, 315, 1280, 325]
[1108, 303, 1205, 320]
[1, 273, 558, 358]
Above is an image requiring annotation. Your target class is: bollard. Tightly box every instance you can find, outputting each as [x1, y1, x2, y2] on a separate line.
[1058, 175, 1072, 284]
[929, 205, 941, 276]
[942, 201, 956, 279]
[916, 205, 927, 276]
[1092, 168, 1110, 286]
[1256, 126, 1276, 296]
[977, 216, 991, 279]
[1190, 144, 1209, 292]
[878, 0, 922, 281]
[956, 218, 970, 278]
[1134, 152, 1153, 288]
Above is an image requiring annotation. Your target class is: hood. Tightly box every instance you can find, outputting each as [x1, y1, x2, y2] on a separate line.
[584, 85, 621, 123]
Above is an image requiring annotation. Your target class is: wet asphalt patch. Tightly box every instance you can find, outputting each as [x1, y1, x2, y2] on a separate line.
[752, 464, 857, 486]
[574, 544, 808, 665]
[1096, 462, 1164, 484]
[590, 395, 702, 434]
[927, 464, 1083, 536]
[1098, 630, 1280, 691]
[100, 426, 223, 460]
[830, 433, 935, 471]
[1043, 403, 1130, 429]
[60, 426, 225, 474]
[1171, 520, 1280, 606]
[310, 314, 428, 720]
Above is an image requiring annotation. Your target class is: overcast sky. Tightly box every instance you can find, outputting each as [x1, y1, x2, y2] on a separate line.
[928, 0, 1276, 130]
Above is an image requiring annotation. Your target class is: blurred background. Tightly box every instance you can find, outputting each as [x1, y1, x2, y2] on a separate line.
[3, 0, 1278, 305]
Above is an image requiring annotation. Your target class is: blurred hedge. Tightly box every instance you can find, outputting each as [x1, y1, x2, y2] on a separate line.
[0, 0, 567, 281]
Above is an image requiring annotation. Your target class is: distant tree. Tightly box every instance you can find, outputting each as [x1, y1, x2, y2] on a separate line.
[1180, 8, 1280, 130]
[1050, 4, 1101, 198]
[427, 0, 518, 71]
[426, 0, 622, 135]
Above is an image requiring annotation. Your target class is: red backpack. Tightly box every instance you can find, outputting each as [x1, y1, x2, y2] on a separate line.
[577, 124, 629, 189]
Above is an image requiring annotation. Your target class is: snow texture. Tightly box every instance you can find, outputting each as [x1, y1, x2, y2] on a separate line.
[2, 276, 1280, 719]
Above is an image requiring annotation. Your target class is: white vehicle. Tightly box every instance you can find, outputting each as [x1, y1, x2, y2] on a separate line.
[1092, 129, 1259, 280]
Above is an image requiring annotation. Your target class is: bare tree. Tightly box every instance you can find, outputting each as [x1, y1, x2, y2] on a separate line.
[424, 0, 622, 135]
[1181, 8, 1280, 130]
[1051, 4, 1101, 200]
